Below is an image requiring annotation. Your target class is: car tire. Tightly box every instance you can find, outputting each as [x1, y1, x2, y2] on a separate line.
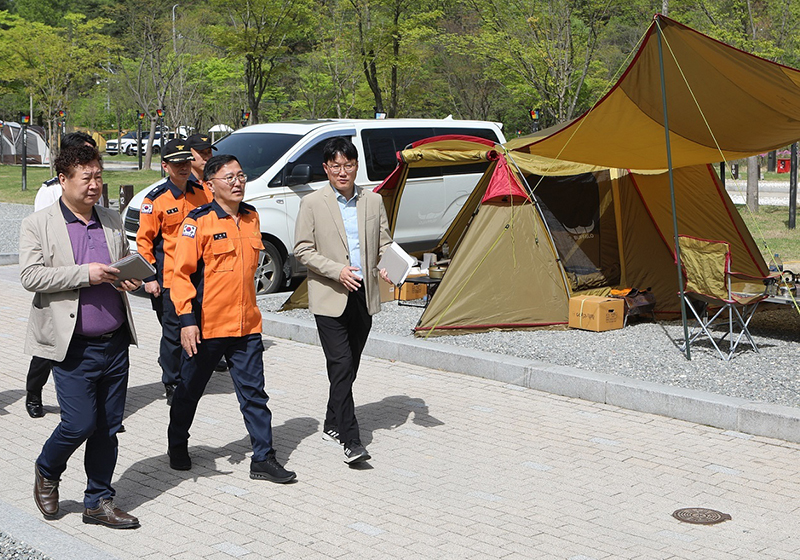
[254, 239, 285, 295]
[125, 145, 134, 156]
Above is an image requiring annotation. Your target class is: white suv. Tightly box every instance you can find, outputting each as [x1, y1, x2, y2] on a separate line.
[121, 118, 505, 293]
[105, 131, 142, 156]
[130, 131, 178, 155]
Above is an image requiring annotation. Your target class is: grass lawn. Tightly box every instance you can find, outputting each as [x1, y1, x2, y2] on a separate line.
[737, 204, 800, 263]
[0, 163, 162, 205]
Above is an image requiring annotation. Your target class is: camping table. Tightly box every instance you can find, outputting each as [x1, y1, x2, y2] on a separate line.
[397, 276, 441, 308]
[761, 284, 799, 306]
[610, 290, 657, 327]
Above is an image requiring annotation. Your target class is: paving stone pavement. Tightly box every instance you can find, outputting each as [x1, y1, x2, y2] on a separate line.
[1, 262, 800, 560]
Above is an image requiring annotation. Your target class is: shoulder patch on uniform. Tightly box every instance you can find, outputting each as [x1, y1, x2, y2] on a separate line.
[182, 224, 197, 238]
[166, 207, 179, 215]
[141, 203, 154, 214]
[187, 204, 213, 220]
[213, 232, 227, 240]
[146, 184, 170, 200]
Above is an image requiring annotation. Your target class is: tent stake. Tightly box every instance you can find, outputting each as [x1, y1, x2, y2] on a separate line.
[656, 15, 691, 359]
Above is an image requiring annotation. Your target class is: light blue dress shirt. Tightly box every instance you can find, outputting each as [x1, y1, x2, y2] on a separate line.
[334, 185, 362, 278]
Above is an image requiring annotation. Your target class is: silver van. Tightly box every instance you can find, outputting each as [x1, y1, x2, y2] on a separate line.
[121, 118, 505, 293]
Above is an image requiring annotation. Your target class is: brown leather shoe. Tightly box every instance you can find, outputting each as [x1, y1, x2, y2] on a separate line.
[34, 466, 59, 519]
[83, 499, 139, 529]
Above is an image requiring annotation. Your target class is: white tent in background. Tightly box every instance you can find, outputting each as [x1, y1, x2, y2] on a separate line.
[208, 124, 233, 143]
[0, 121, 50, 164]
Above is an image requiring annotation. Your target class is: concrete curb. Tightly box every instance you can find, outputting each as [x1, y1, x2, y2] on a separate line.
[262, 311, 800, 444]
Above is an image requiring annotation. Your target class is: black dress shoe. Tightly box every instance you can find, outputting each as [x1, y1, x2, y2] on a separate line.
[34, 466, 59, 519]
[214, 358, 228, 372]
[164, 383, 177, 406]
[168, 444, 191, 470]
[82, 499, 139, 529]
[26, 394, 44, 418]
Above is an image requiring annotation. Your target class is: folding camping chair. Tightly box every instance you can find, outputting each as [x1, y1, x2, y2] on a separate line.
[677, 235, 770, 361]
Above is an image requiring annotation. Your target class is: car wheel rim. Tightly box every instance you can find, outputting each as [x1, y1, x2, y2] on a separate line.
[254, 249, 276, 294]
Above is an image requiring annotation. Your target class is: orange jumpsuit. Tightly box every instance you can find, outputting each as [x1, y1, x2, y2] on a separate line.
[170, 200, 264, 339]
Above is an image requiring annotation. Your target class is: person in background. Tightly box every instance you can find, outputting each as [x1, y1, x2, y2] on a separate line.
[167, 154, 295, 484]
[25, 132, 96, 418]
[293, 137, 393, 465]
[184, 134, 216, 184]
[136, 139, 213, 405]
[20, 144, 141, 529]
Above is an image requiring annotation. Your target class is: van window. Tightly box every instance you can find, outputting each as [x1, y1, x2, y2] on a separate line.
[282, 139, 329, 185]
[362, 126, 501, 181]
[363, 128, 436, 181]
[214, 132, 302, 182]
[433, 127, 501, 177]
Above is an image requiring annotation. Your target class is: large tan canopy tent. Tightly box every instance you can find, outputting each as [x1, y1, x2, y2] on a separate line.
[393, 138, 766, 336]
[506, 14, 800, 170]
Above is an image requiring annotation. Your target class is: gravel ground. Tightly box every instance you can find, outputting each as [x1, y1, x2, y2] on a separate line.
[0, 203, 34, 254]
[258, 293, 800, 409]
[0, 533, 50, 560]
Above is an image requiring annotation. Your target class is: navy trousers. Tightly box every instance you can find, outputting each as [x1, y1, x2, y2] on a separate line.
[314, 285, 372, 447]
[151, 288, 182, 386]
[168, 333, 274, 462]
[37, 328, 129, 509]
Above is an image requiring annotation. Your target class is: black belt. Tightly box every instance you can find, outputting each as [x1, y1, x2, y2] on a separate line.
[74, 326, 124, 342]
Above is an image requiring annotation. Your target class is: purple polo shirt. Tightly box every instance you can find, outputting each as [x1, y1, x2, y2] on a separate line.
[60, 200, 126, 337]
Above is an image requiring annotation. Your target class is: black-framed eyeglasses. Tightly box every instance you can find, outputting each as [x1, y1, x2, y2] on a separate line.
[325, 163, 357, 172]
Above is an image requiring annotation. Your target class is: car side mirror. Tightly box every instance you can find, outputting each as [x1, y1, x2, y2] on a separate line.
[286, 164, 312, 186]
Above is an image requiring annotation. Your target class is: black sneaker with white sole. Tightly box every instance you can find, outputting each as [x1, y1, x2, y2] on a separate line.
[343, 442, 371, 464]
[322, 427, 342, 445]
[250, 452, 296, 483]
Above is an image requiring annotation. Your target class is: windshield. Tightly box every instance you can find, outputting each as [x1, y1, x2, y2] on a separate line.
[213, 132, 302, 181]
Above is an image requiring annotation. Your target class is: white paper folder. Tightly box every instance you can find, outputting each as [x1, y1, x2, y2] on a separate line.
[378, 242, 415, 286]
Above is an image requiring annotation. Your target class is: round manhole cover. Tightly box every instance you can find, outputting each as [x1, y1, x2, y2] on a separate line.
[672, 508, 731, 525]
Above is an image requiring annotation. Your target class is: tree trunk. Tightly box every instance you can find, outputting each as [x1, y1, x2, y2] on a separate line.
[746, 155, 759, 212]
[143, 119, 157, 171]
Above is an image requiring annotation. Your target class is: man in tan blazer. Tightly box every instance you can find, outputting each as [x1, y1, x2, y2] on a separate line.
[294, 137, 392, 465]
[19, 144, 141, 529]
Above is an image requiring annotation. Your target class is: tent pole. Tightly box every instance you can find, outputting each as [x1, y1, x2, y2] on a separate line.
[506, 152, 573, 298]
[656, 17, 691, 359]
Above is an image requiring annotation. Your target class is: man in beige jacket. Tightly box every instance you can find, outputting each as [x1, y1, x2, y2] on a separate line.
[294, 137, 392, 465]
[20, 144, 141, 529]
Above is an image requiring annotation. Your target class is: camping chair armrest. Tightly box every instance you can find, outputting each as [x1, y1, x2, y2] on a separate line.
[728, 270, 772, 283]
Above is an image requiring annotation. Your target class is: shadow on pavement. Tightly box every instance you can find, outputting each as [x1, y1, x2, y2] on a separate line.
[356, 394, 444, 447]
[113, 415, 318, 510]
[0, 389, 27, 416]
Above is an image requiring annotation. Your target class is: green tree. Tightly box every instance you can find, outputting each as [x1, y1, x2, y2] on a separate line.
[468, 0, 620, 127]
[113, 0, 192, 168]
[0, 12, 116, 169]
[208, 0, 314, 124]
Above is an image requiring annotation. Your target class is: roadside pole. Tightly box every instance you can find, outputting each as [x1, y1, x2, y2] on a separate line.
[21, 114, 29, 192]
[790, 142, 797, 230]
